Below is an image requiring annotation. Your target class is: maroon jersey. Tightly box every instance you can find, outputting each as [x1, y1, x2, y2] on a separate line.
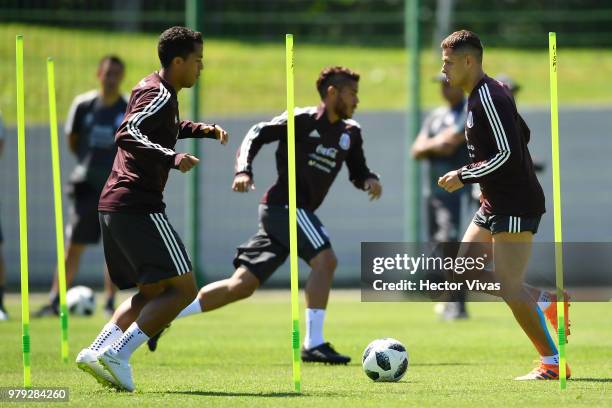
[458, 75, 545, 216]
[235, 104, 379, 212]
[99, 72, 215, 213]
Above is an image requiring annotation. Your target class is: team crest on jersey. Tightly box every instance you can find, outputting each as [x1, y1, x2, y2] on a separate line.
[466, 111, 474, 128]
[339, 132, 351, 150]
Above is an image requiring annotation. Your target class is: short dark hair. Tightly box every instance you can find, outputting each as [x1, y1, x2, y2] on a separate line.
[316, 66, 360, 99]
[441, 30, 483, 62]
[157, 26, 203, 68]
[98, 55, 125, 71]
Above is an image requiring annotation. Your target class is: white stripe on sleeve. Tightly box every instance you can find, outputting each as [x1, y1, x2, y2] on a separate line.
[236, 107, 318, 173]
[126, 84, 175, 156]
[461, 84, 511, 180]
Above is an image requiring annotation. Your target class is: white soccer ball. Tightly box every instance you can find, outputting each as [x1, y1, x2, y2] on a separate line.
[66, 286, 96, 316]
[362, 338, 409, 382]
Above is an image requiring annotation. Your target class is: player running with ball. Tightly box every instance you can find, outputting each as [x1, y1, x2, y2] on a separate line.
[148, 66, 382, 364]
[437, 30, 570, 381]
[76, 26, 229, 392]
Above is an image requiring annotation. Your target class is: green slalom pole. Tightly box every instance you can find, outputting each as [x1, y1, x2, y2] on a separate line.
[16, 34, 32, 388]
[47, 58, 69, 363]
[548, 32, 567, 390]
[405, 0, 421, 242]
[285, 34, 301, 393]
[185, 0, 204, 287]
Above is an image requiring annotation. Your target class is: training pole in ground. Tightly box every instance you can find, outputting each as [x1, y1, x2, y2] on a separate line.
[47, 57, 69, 363]
[548, 31, 567, 390]
[285, 33, 302, 393]
[405, 0, 421, 242]
[16, 34, 31, 387]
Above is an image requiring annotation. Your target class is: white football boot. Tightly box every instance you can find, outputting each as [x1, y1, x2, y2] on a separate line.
[76, 348, 117, 388]
[97, 346, 135, 392]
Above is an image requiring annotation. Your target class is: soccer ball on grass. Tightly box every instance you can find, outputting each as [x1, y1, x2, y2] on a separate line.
[362, 338, 409, 382]
[66, 286, 96, 316]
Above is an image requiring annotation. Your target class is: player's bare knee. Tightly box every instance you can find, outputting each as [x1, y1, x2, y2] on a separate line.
[311, 250, 337, 275]
[176, 272, 198, 300]
[183, 282, 198, 302]
[229, 276, 258, 300]
[225, 266, 259, 300]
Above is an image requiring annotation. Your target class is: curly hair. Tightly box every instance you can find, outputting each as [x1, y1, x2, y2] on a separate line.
[158, 26, 203, 68]
[441, 30, 483, 62]
[316, 66, 360, 99]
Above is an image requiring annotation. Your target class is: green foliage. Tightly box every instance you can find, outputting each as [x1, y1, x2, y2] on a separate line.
[3, 1, 612, 46]
[1, 24, 612, 125]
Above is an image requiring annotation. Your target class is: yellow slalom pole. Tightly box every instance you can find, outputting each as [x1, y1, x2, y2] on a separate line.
[285, 33, 301, 393]
[16, 34, 32, 388]
[548, 32, 567, 390]
[47, 58, 69, 363]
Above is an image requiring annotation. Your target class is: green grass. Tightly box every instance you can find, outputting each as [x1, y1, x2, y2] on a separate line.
[1, 23, 612, 124]
[0, 291, 610, 407]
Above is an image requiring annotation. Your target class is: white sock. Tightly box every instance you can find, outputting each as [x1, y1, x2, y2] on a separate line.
[304, 308, 326, 349]
[176, 297, 202, 319]
[110, 322, 149, 361]
[537, 291, 552, 311]
[90, 322, 123, 352]
[541, 354, 559, 365]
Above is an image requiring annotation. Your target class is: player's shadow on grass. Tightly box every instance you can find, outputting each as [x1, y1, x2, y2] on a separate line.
[164, 391, 303, 398]
[571, 378, 612, 383]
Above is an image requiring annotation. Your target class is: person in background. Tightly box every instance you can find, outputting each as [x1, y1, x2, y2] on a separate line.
[36, 55, 128, 317]
[411, 74, 470, 320]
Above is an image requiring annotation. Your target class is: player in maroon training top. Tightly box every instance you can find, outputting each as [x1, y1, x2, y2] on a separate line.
[77, 26, 228, 392]
[437, 30, 570, 381]
[147, 66, 382, 364]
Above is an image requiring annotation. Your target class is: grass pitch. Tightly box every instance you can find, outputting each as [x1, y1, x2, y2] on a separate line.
[0, 291, 610, 407]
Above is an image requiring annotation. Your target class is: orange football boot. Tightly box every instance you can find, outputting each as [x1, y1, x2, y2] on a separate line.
[515, 362, 571, 381]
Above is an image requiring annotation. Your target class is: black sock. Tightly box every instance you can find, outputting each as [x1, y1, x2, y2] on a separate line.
[0, 286, 4, 309]
[456, 289, 467, 313]
[105, 296, 115, 310]
[51, 293, 60, 311]
[449, 288, 467, 312]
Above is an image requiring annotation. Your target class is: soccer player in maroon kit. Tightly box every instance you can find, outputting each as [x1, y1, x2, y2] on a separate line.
[76, 26, 228, 392]
[437, 30, 570, 380]
[147, 66, 382, 364]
